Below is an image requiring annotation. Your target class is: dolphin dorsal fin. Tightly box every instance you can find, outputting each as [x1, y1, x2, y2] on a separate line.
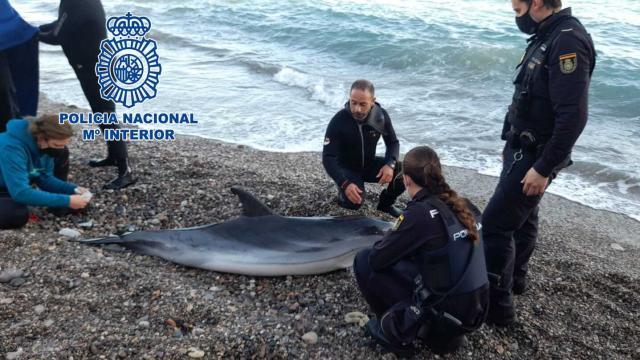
[230, 186, 277, 217]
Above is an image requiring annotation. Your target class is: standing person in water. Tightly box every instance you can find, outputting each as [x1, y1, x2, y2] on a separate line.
[39, 0, 137, 190]
[0, 115, 91, 229]
[322, 79, 405, 218]
[354, 146, 488, 357]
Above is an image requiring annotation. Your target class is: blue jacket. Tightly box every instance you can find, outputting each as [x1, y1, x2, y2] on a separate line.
[0, 0, 38, 51]
[0, 119, 77, 207]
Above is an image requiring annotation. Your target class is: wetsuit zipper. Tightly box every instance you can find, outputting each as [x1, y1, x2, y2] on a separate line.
[357, 123, 365, 168]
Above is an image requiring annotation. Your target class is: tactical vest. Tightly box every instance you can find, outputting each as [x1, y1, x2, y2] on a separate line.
[414, 196, 488, 298]
[507, 15, 595, 140]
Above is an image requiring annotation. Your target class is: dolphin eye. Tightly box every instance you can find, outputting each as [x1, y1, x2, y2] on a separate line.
[360, 226, 384, 235]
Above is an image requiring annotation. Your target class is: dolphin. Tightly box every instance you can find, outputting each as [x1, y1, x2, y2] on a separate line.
[80, 187, 393, 276]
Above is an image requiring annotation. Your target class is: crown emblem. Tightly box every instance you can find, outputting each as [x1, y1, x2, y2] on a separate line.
[106, 12, 151, 37]
[96, 12, 161, 108]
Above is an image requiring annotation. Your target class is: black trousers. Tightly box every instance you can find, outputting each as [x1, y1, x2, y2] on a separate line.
[337, 157, 405, 209]
[0, 51, 18, 131]
[0, 193, 28, 230]
[71, 62, 128, 162]
[482, 145, 559, 307]
[353, 249, 469, 353]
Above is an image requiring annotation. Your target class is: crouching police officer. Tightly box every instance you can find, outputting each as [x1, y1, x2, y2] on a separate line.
[322, 79, 404, 217]
[353, 146, 489, 357]
[483, 0, 596, 326]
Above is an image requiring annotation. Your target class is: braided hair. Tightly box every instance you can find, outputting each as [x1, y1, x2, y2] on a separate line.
[402, 146, 479, 242]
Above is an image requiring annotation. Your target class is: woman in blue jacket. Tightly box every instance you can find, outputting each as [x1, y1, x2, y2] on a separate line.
[0, 115, 91, 229]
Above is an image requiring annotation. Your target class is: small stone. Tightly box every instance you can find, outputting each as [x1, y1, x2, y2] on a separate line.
[344, 311, 369, 327]
[58, 228, 81, 238]
[0, 298, 13, 305]
[34, 305, 46, 314]
[149, 218, 160, 225]
[80, 272, 90, 279]
[288, 302, 300, 312]
[496, 344, 505, 354]
[43, 319, 54, 327]
[192, 327, 205, 336]
[9, 277, 26, 287]
[187, 348, 204, 358]
[138, 320, 150, 328]
[510, 342, 519, 351]
[78, 220, 94, 228]
[180, 200, 188, 208]
[0, 269, 24, 283]
[5, 348, 23, 360]
[610, 243, 625, 251]
[302, 331, 318, 345]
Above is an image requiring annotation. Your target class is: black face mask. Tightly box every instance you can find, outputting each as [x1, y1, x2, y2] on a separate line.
[516, 3, 539, 35]
[41, 146, 66, 158]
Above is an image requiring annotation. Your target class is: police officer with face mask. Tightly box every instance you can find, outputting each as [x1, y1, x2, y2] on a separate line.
[483, 0, 595, 326]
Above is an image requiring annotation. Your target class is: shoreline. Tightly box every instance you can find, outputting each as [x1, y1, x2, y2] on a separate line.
[1, 97, 638, 359]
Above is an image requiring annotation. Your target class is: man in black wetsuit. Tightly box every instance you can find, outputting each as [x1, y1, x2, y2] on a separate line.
[483, 0, 596, 326]
[322, 79, 404, 217]
[39, 0, 136, 190]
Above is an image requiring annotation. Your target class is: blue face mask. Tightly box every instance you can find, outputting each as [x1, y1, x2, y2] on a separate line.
[516, 2, 539, 35]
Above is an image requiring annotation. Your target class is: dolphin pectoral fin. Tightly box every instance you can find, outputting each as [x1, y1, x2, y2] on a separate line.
[230, 186, 278, 217]
[78, 235, 124, 245]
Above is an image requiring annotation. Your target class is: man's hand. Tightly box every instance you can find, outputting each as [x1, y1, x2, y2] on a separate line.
[376, 165, 394, 185]
[345, 183, 364, 205]
[521, 167, 549, 196]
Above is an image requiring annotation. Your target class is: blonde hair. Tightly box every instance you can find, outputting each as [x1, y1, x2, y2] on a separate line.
[29, 114, 74, 140]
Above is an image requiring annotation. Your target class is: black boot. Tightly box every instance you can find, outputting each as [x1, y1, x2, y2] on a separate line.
[486, 273, 516, 326]
[103, 158, 137, 190]
[88, 157, 117, 167]
[364, 319, 415, 358]
[512, 276, 528, 295]
[376, 189, 403, 218]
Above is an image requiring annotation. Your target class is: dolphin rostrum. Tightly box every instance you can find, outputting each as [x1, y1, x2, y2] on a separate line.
[80, 187, 393, 276]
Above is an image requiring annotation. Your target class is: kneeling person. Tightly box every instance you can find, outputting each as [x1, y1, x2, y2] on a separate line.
[353, 146, 488, 356]
[322, 79, 404, 217]
[0, 115, 91, 229]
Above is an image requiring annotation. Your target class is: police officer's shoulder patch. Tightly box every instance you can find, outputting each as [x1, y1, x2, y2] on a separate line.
[324, 137, 330, 145]
[559, 53, 578, 74]
[392, 214, 404, 231]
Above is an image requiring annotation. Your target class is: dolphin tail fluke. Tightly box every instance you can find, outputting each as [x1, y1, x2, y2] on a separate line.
[230, 186, 277, 217]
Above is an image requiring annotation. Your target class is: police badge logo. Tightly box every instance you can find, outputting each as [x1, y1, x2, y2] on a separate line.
[95, 12, 162, 108]
[559, 53, 577, 74]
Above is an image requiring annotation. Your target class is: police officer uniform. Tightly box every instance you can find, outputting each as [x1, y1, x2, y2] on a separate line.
[322, 102, 405, 216]
[483, 7, 596, 324]
[39, 0, 136, 189]
[354, 189, 489, 356]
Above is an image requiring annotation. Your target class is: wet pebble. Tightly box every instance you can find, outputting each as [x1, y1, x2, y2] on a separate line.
[302, 331, 318, 344]
[0, 269, 24, 283]
[58, 228, 81, 238]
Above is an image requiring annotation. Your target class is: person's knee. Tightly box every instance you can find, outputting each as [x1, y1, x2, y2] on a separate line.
[0, 204, 28, 230]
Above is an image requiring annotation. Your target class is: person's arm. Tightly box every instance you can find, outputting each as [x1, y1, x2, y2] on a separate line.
[369, 206, 432, 271]
[533, 31, 593, 177]
[38, 14, 66, 45]
[36, 158, 77, 195]
[322, 115, 349, 187]
[381, 109, 400, 167]
[0, 145, 70, 207]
